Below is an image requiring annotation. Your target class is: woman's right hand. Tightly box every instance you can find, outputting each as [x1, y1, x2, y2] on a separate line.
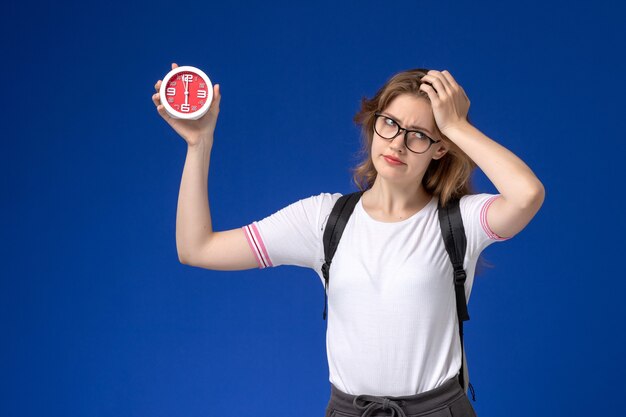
[152, 62, 222, 147]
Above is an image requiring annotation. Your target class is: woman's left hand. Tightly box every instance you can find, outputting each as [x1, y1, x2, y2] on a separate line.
[419, 70, 471, 136]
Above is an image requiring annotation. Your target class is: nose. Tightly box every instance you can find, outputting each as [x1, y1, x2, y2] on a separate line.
[389, 131, 406, 152]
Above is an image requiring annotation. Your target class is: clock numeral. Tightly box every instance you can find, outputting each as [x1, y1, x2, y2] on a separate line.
[199, 83, 205, 88]
[168, 98, 174, 103]
[170, 81, 177, 86]
[181, 104, 190, 112]
[192, 105, 198, 111]
[182, 74, 193, 82]
[197, 90, 207, 99]
[166, 87, 176, 96]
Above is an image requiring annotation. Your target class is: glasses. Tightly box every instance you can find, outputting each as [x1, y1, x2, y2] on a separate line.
[373, 113, 441, 154]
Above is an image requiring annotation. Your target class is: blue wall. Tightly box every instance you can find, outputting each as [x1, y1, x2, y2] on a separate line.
[2, 1, 624, 416]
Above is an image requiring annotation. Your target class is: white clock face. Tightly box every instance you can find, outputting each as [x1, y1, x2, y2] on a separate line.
[159, 66, 213, 120]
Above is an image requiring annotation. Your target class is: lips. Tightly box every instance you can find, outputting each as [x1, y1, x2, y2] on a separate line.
[382, 154, 405, 165]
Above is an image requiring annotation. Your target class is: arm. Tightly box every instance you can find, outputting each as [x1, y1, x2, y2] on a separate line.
[421, 70, 545, 239]
[176, 141, 258, 270]
[442, 122, 544, 239]
[153, 62, 257, 270]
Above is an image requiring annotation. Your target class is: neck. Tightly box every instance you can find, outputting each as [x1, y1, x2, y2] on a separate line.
[365, 177, 432, 214]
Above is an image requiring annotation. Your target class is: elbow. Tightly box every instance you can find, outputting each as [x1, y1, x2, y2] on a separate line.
[177, 247, 193, 265]
[521, 181, 545, 212]
[506, 181, 545, 211]
[531, 181, 546, 206]
[177, 237, 215, 268]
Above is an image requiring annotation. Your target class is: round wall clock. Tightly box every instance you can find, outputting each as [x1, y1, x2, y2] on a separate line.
[158, 66, 213, 120]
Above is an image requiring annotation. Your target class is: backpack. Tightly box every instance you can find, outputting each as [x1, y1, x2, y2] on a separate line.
[320, 191, 476, 401]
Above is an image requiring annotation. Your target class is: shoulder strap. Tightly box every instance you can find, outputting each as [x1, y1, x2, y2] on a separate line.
[437, 196, 476, 401]
[437, 197, 469, 320]
[321, 191, 364, 321]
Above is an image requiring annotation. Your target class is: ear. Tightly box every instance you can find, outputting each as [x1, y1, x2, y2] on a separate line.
[432, 141, 448, 160]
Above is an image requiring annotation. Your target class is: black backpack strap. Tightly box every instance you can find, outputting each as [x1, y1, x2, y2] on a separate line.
[321, 191, 364, 321]
[438, 196, 476, 401]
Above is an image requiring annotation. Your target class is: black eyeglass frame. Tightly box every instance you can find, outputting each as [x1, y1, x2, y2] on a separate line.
[373, 113, 441, 154]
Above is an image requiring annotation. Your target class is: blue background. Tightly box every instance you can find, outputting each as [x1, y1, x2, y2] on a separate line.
[2, 1, 624, 416]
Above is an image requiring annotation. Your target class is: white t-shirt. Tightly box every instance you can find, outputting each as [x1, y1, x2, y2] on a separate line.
[243, 192, 510, 396]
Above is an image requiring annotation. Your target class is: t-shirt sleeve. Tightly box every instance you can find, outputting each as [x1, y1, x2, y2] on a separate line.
[459, 193, 513, 259]
[242, 192, 343, 270]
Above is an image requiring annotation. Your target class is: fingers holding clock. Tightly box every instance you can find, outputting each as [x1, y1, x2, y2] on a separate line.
[153, 63, 177, 92]
[152, 80, 170, 119]
[152, 79, 162, 106]
[152, 83, 162, 107]
[152, 80, 161, 105]
[210, 83, 221, 113]
[152, 64, 177, 111]
[153, 94, 166, 117]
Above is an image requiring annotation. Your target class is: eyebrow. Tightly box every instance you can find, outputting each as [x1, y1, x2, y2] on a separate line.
[381, 112, 434, 135]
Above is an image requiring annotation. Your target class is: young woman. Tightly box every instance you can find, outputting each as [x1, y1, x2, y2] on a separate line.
[152, 63, 545, 417]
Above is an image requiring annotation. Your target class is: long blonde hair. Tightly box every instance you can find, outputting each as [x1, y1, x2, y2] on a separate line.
[352, 68, 477, 208]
